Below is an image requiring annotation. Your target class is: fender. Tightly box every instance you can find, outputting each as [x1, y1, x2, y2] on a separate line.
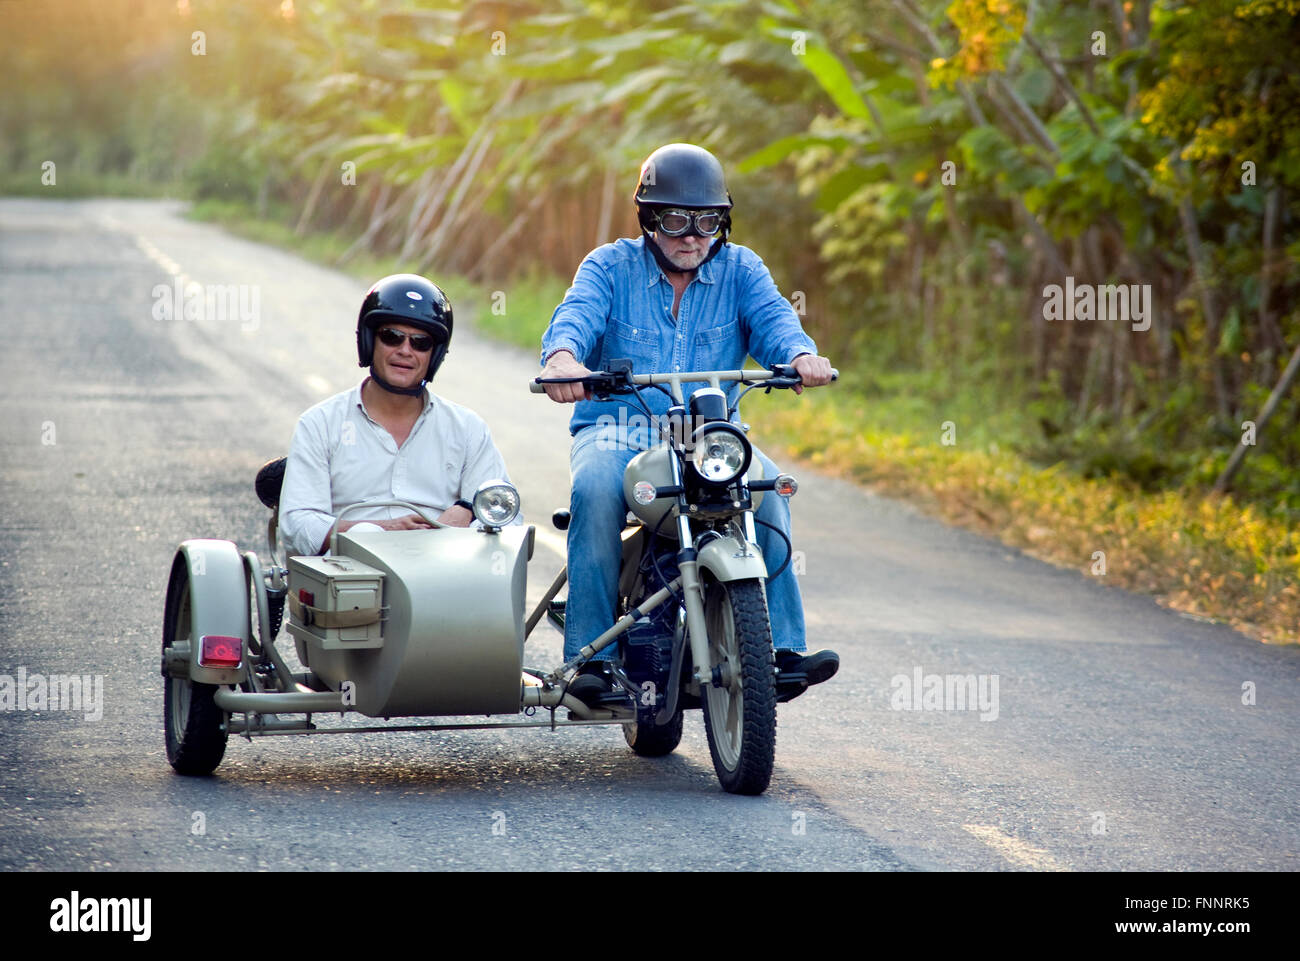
[165, 539, 249, 686]
[696, 534, 768, 584]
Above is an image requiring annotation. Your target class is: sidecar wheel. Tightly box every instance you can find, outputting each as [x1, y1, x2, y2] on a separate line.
[700, 578, 776, 795]
[623, 708, 684, 757]
[163, 564, 228, 776]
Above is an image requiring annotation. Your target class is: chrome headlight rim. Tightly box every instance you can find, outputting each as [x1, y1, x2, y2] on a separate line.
[471, 479, 521, 529]
[688, 422, 752, 486]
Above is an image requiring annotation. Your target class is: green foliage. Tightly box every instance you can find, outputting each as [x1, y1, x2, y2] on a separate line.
[6, 0, 1300, 626]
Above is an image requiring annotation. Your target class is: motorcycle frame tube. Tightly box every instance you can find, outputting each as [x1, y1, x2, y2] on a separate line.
[555, 578, 682, 676]
[524, 567, 568, 639]
[214, 688, 347, 713]
[212, 682, 621, 721]
[232, 717, 632, 737]
[241, 550, 297, 691]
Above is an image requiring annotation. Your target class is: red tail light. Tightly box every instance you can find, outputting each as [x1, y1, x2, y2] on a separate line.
[199, 634, 242, 669]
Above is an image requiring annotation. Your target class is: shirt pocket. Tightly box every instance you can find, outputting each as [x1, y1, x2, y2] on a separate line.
[600, 318, 661, 372]
[691, 319, 740, 369]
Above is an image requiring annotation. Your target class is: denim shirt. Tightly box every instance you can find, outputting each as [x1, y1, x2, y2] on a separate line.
[540, 236, 817, 434]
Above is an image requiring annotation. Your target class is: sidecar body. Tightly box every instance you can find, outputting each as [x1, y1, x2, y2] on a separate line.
[284, 524, 530, 716]
[161, 479, 633, 777]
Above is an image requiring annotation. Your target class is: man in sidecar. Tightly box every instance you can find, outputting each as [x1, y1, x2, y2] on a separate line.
[538, 142, 838, 703]
[279, 273, 515, 557]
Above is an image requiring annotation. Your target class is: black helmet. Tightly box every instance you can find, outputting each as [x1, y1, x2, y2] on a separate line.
[633, 143, 733, 273]
[356, 273, 453, 393]
[634, 142, 733, 232]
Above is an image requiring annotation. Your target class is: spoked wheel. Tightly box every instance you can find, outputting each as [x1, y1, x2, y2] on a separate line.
[700, 578, 776, 795]
[163, 562, 228, 775]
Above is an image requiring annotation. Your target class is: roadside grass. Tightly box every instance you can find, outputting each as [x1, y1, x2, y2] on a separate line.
[0, 172, 182, 198]
[184, 199, 1298, 646]
[745, 385, 1300, 645]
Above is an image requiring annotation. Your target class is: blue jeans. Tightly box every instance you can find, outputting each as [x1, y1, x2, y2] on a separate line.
[564, 423, 806, 661]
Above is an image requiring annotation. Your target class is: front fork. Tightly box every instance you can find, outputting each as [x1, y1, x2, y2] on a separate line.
[674, 510, 715, 691]
[673, 465, 764, 690]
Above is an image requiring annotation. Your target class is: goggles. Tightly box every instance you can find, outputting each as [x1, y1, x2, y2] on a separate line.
[653, 207, 725, 238]
[376, 327, 437, 352]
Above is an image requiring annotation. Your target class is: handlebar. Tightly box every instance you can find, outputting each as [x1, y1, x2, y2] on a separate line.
[530, 364, 838, 397]
[328, 500, 445, 556]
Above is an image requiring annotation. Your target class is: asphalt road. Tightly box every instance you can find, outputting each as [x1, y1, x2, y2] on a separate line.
[1, 197, 1296, 871]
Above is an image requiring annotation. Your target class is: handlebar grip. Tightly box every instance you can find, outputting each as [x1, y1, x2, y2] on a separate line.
[830, 368, 839, 381]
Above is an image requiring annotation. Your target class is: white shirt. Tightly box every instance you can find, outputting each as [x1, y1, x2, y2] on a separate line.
[279, 379, 516, 556]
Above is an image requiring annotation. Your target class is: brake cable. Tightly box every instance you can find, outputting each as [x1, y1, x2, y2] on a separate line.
[752, 516, 794, 579]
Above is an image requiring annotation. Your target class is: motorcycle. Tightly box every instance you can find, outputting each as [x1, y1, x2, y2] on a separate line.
[160, 363, 832, 795]
[530, 360, 835, 793]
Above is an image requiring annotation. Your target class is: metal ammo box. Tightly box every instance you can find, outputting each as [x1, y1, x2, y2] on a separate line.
[286, 554, 385, 657]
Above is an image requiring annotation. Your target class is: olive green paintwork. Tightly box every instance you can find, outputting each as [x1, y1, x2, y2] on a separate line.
[168, 539, 250, 687]
[306, 524, 533, 717]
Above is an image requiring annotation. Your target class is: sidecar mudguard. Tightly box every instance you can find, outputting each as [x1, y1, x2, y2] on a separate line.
[311, 525, 532, 717]
[697, 535, 768, 583]
[165, 539, 250, 686]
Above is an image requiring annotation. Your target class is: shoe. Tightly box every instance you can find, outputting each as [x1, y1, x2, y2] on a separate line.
[565, 661, 613, 708]
[774, 649, 839, 702]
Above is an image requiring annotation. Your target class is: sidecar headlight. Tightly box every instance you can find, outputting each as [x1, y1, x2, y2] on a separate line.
[689, 423, 751, 485]
[472, 480, 520, 529]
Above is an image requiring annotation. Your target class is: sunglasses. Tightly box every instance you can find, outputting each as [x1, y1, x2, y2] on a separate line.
[654, 208, 725, 237]
[376, 327, 437, 352]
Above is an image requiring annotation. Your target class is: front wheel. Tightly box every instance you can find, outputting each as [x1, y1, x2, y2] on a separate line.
[700, 578, 776, 795]
[163, 562, 228, 775]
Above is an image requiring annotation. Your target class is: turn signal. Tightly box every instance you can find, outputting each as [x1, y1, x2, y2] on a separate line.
[774, 474, 798, 497]
[199, 634, 242, 669]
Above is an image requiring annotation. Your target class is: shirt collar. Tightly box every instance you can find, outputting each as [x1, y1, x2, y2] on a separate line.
[641, 235, 719, 288]
[354, 377, 433, 422]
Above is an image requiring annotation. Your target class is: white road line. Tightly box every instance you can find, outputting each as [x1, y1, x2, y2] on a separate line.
[134, 234, 183, 277]
[962, 824, 1067, 871]
[303, 375, 333, 395]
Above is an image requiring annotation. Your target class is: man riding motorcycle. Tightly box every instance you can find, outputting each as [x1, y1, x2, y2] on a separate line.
[538, 143, 838, 704]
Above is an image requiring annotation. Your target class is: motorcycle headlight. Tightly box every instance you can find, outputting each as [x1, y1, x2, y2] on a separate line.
[472, 480, 520, 529]
[689, 423, 751, 485]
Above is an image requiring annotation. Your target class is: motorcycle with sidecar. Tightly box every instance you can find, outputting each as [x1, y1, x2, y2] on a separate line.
[161, 363, 833, 794]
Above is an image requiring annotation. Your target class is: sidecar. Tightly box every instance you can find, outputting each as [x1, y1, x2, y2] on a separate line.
[160, 461, 629, 776]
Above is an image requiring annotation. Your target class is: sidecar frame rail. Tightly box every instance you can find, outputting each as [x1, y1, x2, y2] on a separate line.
[228, 715, 636, 738]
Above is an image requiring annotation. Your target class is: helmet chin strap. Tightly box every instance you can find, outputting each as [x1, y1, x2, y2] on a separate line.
[369, 366, 427, 397]
[641, 226, 729, 276]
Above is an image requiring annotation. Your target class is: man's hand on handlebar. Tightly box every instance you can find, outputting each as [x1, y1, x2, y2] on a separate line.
[540, 350, 592, 404]
[791, 353, 835, 393]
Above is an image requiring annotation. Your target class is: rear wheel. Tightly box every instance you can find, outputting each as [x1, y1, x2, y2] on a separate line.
[163, 563, 228, 775]
[700, 578, 776, 795]
[623, 708, 684, 757]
